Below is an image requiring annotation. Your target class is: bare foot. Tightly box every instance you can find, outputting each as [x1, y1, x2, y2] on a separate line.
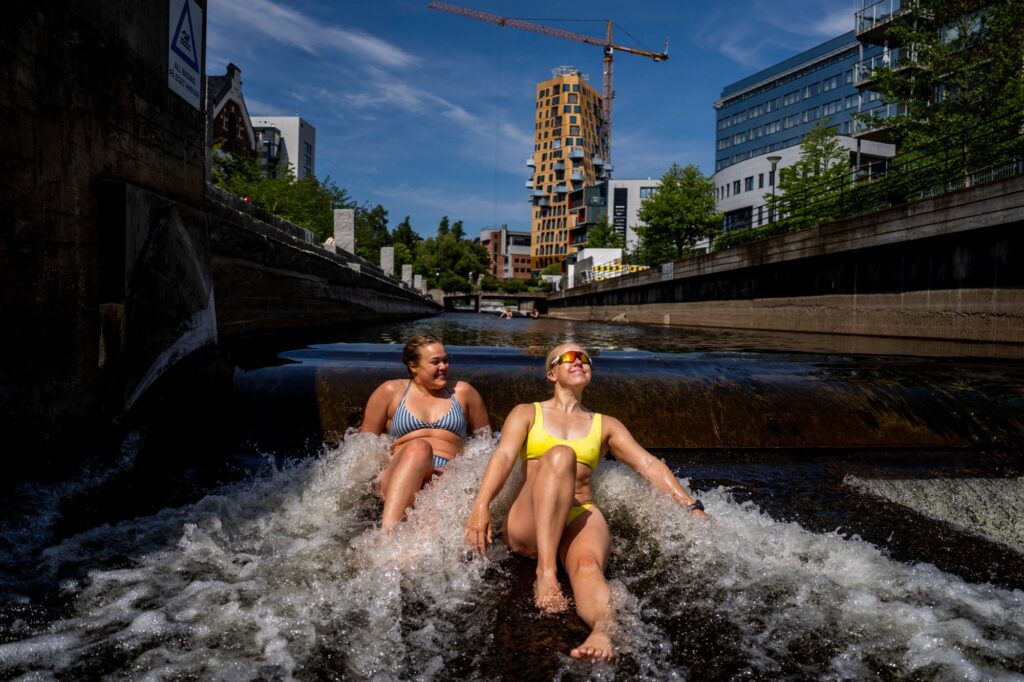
[533, 579, 570, 613]
[570, 629, 614, 661]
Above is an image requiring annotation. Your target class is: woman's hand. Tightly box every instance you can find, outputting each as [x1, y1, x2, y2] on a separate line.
[465, 503, 493, 555]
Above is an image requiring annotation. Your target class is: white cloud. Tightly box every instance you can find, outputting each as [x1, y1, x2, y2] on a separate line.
[209, 0, 417, 69]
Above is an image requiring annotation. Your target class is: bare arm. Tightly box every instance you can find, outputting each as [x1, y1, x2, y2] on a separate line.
[465, 403, 533, 554]
[457, 381, 492, 434]
[605, 416, 708, 517]
[359, 380, 398, 436]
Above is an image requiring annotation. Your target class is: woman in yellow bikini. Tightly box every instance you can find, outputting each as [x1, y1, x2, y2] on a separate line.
[465, 342, 708, 661]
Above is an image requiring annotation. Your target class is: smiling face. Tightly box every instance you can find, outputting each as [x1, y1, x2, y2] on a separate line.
[409, 342, 450, 389]
[546, 343, 592, 389]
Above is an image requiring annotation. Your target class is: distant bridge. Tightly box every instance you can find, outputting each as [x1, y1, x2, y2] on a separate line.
[444, 291, 549, 314]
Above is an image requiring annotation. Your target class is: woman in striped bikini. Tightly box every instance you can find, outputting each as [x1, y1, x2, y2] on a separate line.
[465, 342, 708, 661]
[361, 334, 490, 531]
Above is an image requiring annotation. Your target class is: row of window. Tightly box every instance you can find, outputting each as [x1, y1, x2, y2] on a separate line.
[717, 46, 860, 110]
[535, 244, 567, 256]
[715, 118, 856, 173]
[716, 172, 771, 201]
[718, 71, 856, 131]
[717, 97, 862, 151]
[537, 83, 582, 98]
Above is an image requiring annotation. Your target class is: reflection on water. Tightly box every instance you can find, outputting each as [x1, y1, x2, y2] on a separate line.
[2, 312, 1023, 679]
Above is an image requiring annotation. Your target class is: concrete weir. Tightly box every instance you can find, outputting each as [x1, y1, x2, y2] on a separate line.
[549, 174, 1024, 350]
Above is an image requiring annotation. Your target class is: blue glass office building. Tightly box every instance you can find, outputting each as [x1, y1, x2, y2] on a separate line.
[712, 31, 894, 231]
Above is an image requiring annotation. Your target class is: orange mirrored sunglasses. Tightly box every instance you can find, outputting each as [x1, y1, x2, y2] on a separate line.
[550, 350, 593, 367]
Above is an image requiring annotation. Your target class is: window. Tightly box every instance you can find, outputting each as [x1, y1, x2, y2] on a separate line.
[569, 126, 580, 136]
[783, 113, 801, 129]
[846, 94, 858, 110]
[718, 118, 731, 130]
[568, 93, 578, 103]
[733, 180, 741, 195]
[552, 95, 560, 104]
[765, 120, 781, 135]
[552, 139, 561, 149]
[639, 186, 657, 199]
[744, 176, 754, 192]
[783, 90, 801, 106]
[574, 106, 580, 113]
[822, 75, 839, 92]
[569, 115, 577, 123]
[717, 138, 730, 150]
[803, 107, 819, 123]
[563, 105, 572, 113]
[572, 84, 579, 92]
[803, 83, 819, 99]
[766, 96, 782, 112]
[733, 131, 746, 144]
[822, 99, 842, 116]
[845, 69, 853, 84]
[758, 173, 764, 188]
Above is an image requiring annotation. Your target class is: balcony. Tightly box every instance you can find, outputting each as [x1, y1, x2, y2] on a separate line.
[552, 161, 565, 170]
[526, 157, 535, 168]
[853, 103, 907, 142]
[531, 189, 545, 198]
[535, 198, 550, 207]
[554, 185, 569, 193]
[855, 0, 925, 45]
[571, 171, 584, 181]
[853, 50, 914, 88]
[569, 147, 585, 160]
[592, 157, 605, 167]
[525, 179, 534, 189]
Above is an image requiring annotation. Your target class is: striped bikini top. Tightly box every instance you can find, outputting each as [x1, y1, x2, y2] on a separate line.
[388, 381, 468, 439]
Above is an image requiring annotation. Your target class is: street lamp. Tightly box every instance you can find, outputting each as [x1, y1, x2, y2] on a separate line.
[766, 155, 782, 224]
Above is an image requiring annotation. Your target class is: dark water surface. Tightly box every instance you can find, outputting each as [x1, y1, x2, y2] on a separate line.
[1, 313, 1023, 679]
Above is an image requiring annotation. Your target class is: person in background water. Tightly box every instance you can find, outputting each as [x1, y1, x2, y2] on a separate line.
[465, 342, 708, 661]
[361, 334, 490, 531]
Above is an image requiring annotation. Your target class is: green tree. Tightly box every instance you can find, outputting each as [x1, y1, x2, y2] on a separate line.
[586, 213, 625, 249]
[768, 120, 851, 229]
[211, 144, 355, 241]
[354, 204, 390, 264]
[635, 164, 720, 264]
[865, 0, 1024, 174]
[413, 222, 489, 292]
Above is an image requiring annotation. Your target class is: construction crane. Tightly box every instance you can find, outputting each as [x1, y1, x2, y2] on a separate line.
[427, 2, 668, 170]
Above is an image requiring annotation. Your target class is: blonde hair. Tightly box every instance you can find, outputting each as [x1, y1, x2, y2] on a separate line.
[403, 334, 442, 374]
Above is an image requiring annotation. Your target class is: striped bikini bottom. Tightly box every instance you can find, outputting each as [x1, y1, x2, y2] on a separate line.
[432, 454, 450, 471]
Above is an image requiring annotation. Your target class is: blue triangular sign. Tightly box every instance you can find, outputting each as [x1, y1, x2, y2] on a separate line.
[171, 1, 199, 71]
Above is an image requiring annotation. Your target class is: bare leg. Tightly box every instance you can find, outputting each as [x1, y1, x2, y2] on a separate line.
[378, 439, 435, 532]
[561, 508, 614, 660]
[529, 445, 576, 612]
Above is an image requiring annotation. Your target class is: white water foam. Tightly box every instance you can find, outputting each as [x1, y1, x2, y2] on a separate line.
[1, 437, 1023, 680]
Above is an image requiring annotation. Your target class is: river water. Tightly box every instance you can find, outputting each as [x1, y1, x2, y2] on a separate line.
[2, 313, 1023, 680]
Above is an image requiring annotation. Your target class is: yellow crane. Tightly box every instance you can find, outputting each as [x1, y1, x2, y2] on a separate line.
[427, 2, 668, 170]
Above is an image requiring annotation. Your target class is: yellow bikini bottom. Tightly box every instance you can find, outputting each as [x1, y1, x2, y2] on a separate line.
[566, 502, 594, 527]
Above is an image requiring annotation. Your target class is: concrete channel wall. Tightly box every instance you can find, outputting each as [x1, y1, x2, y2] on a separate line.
[0, 1, 438, 464]
[549, 174, 1024, 347]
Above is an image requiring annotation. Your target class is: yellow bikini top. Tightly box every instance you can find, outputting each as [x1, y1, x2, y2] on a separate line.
[520, 402, 603, 470]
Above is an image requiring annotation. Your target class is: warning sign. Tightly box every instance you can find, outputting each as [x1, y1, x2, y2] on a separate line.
[168, 0, 203, 109]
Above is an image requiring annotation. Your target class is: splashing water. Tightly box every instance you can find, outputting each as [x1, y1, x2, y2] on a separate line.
[1, 434, 1023, 680]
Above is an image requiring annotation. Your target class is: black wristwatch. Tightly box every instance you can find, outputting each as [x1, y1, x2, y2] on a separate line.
[687, 499, 704, 512]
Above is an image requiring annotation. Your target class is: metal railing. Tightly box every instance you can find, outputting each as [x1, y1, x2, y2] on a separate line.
[856, 0, 904, 35]
[714, 111, 1024, 251]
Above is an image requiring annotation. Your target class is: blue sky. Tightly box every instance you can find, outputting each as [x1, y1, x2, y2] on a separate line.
[207, 0, 857, 237]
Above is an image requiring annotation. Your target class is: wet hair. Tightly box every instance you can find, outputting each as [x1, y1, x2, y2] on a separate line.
[403, 333, 442, 374]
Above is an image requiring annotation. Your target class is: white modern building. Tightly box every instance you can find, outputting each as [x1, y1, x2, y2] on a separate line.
[568, 178, 661, 254]
[250, 115, 316, 179]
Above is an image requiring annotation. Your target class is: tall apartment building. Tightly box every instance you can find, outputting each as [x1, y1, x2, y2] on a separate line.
[527, 66, 609, 270]
[477, 226, 532, 281]
[713, 31, 895, 233]
[250, 115, 316, 179]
